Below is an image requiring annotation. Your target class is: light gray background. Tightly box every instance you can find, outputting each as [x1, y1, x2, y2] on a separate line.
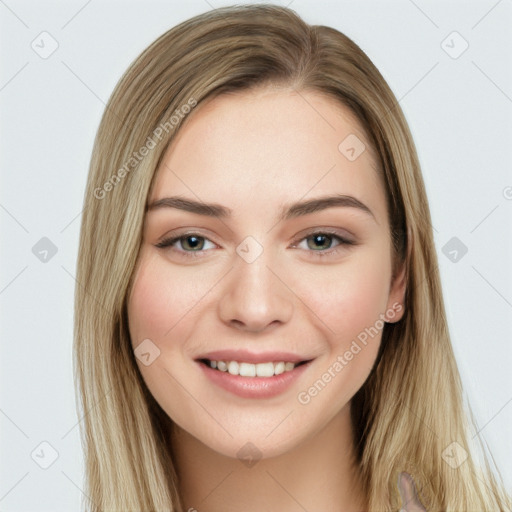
[1, 1, 511, 510]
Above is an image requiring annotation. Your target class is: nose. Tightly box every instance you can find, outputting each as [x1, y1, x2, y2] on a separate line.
[217, 251, 294, 333]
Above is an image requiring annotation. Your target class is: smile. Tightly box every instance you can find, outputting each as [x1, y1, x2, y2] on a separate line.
[196, 358, 313, 399]
[201, 359, 307, 377]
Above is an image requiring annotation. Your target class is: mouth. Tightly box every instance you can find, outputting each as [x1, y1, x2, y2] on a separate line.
[195, 354, 314, 399]
[197, 358, 311, 378]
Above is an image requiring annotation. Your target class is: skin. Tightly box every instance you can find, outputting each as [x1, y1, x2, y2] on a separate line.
[127, 86, 407, 511]
[398, 472, 427, 511]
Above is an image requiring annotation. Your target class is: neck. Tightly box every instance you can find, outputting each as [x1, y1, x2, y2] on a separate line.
[169, 404, 367, 512]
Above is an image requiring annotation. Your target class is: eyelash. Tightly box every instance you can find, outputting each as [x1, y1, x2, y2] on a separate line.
[155, 230, 355, 259]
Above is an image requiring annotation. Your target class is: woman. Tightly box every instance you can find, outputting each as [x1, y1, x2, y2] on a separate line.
[74, 4, 511, 511]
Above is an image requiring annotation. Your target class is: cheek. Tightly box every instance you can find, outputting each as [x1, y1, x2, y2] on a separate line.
[291, 251, 391, 402]
[298, 251, 391, 344]
[126, 253, 211, 425]
[127, 252, 209, 345]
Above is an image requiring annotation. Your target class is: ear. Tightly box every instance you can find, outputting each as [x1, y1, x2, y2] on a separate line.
[385, 226, 410, 323]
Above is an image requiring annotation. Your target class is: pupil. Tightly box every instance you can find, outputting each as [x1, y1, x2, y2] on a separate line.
[184, 236, 202, 250]
[309, 234, 331, 250]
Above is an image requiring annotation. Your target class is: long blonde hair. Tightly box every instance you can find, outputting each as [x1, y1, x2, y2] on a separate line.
[74, 4, 511, 510]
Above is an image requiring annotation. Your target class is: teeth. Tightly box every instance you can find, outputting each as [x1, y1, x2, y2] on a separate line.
[274, 362, 285, 375]
[207, 360, 300, 377]
[256, 362, 274, 377]
[240, 362, 256, 377]
[228, 361, 239, 375]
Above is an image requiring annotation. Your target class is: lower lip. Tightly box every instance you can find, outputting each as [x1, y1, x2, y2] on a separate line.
[196, 360, 312, 399]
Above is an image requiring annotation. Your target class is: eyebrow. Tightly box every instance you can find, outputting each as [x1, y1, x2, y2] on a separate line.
[146, 194, 376, 222]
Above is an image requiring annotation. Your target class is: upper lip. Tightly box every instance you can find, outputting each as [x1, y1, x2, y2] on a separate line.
[195, 349, 311, 364]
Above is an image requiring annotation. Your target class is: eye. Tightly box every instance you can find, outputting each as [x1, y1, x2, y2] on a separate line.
[155, 233, 216, 257]
[292, 230, 355, 258]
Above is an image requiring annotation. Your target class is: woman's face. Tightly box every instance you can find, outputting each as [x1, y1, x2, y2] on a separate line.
[127, 86, 405, 459]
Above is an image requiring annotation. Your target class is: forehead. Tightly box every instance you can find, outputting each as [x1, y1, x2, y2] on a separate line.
[149, 87, 386, 223]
